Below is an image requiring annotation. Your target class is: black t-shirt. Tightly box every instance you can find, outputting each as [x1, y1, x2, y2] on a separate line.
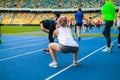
[40, 19, 56, 30]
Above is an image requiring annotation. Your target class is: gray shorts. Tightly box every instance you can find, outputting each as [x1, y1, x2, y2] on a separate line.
[59, 44, 79, 53]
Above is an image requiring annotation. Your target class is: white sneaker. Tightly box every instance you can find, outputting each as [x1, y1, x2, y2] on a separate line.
[110, 44, 114, 50]
[49, 62, 58, 68]
[102, 47, 111, 53]
[118, 44, 120, 48]
[73, 61, 79, 67]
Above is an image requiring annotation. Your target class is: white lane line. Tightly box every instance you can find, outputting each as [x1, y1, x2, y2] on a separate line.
[0, 49, 42, 62]
[2, 36, 38, 42]
[82, 36, 94, 40]
[3, 38, 46, 45]
[45, 39, 117, 80]
[0, 42, 48, 52]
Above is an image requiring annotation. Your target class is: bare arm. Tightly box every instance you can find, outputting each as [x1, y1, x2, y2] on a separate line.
[53, 29, 58, 39]
[40, 23, 49, 33]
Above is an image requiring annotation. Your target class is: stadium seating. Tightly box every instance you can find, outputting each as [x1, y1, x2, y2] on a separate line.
[1, 11, 103, 25]
[0, 0, 120, 8]
[1, 0, 119, 25]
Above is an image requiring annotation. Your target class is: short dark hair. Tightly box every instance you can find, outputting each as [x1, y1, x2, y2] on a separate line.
[78, 8, 81, 11]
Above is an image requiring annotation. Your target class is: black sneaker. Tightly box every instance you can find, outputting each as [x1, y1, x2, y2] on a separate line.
[118, 45, 120, 48]
[43, 48, 49, 54]
[0, 40, 3, 43]
[78, 37, 81, 41]
[43, 48, 49, 52]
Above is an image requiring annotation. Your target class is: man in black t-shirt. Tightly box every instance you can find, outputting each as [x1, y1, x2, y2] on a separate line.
[40, 19, 56, 43]
[40, 13, 60, 53]
[40, 19, 56, 53]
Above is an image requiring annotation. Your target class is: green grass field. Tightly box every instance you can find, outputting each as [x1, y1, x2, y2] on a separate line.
[1, 26, 118, 37]
[1, 26, 41, 34]
[1, 26, 48, 36]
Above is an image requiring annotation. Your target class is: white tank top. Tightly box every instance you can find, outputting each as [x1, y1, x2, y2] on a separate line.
[58, 27, 79, 47]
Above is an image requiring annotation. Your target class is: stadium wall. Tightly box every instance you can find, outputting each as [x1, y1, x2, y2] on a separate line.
[0, 7, 102, 12]
[3, 24, 39, 26]
[0, 7, 119, 12]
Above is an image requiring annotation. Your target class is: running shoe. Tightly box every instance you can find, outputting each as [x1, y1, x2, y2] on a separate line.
[73, 61, 79, 67]
[118, 44, 120, 48]
[110, 43, 114, 50]
[49, 62, 58, 68]
[78, 37, 81, 41]
[42, 48, 49, 54]
[118, 46, 120, 48]
[102, 47, 111, 53]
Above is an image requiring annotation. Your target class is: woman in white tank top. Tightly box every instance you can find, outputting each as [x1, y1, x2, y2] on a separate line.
[48, 16, 79, 68]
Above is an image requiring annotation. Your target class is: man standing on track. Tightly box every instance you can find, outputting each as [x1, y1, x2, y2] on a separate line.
[101, 0, 116, 52]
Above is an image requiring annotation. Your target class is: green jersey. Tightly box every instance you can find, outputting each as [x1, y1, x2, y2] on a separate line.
[101, 1, 116, 21]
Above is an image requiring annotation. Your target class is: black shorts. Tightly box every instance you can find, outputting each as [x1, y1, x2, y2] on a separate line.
[75, 23, 82, 27]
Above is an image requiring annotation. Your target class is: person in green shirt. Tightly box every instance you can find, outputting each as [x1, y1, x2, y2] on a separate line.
[101, 0, 116, 52]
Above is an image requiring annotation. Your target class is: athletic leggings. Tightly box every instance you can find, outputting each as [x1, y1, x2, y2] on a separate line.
[118, 27, 120, 44]
[103, 21, 113, 48]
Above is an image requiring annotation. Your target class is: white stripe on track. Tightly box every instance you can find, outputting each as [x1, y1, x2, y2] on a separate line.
[82, 36, 94, 40]
[3, 38, 46, 45]
[3, 36, 38, 42]
[0, 42, 48, 52]
[0, 49, 42, 62]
